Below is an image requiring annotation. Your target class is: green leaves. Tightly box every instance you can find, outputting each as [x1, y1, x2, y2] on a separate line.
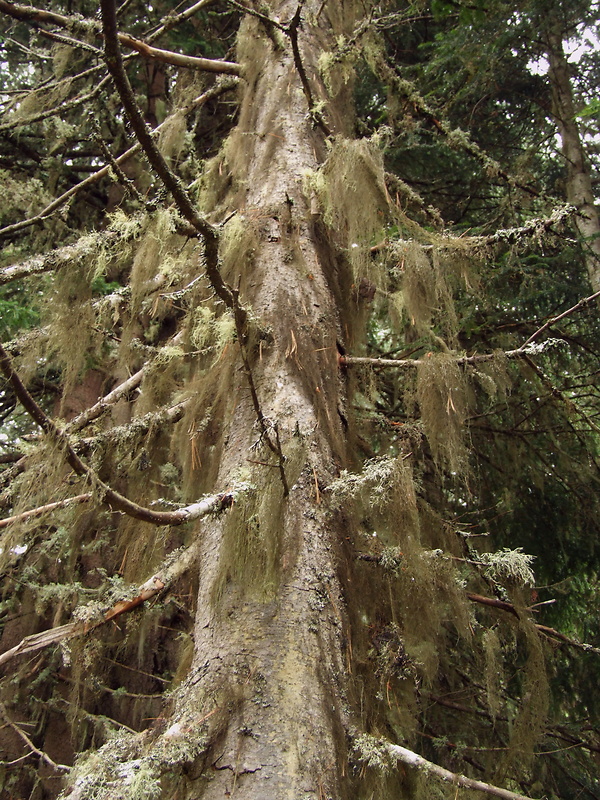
[0, 293, 39, 339]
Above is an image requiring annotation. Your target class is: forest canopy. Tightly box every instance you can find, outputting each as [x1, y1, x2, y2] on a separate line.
[0, 0, 600, 798]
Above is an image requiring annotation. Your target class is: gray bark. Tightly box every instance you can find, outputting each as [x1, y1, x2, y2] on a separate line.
[112, 3, 356, 797]
[546, 27, 600, 292]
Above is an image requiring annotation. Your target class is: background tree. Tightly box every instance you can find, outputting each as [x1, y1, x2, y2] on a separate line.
[0, 1, 599, 799]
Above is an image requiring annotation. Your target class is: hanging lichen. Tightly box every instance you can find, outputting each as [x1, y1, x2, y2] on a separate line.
[307, 135, 390, 280]
[416, 353, 468, 474]
[482, 627, 503, 719]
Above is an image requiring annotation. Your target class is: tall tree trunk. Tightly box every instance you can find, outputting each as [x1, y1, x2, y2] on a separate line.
[181, 7, 353, 796]
[546, 26, 600, 292]
[70, 2, 358, 797]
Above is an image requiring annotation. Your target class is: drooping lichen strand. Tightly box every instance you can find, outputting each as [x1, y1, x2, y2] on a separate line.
[416, 353, 468, 474]
[308, 135, 391, 281]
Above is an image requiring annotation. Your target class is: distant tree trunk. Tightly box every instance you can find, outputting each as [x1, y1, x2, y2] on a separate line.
[546, 25, 600, 292]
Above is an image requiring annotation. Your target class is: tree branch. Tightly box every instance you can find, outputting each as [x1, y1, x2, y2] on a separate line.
[0, 701, 71, 771]
[0, 341, 233, 525]
[0, 533, 219, 668]
[0, 226, 134, 287]
[66, 367, 145, 433]
[340, 287, 600, 372]
[466, 593, 600, 654]
[116, 33, 240, 74]
[0, 493, 92, 530]
[355, 733, 538, 800]
[147, 0, 216, 42]
[100, 0, 235, 311]
[0, 0, 240, 74]
[0, 77, 238, 240]
[286, 2, 331, 134]
[0, 77, 110, 134]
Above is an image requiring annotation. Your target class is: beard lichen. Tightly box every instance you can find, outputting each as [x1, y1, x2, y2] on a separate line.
[416, 353, 468, 475]
[307, 135, 391, 281]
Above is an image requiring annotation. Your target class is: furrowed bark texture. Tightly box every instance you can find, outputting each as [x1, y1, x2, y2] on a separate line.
[138, 3, 354, 798]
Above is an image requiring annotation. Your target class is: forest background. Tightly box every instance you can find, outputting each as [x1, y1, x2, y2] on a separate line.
[0, 0, 600, 798]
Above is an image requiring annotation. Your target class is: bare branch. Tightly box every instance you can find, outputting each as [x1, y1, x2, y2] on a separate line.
[522, 289, 600, 347]
[287, 3, 331, 134]
[340, 287, 600, 373]
[356, 732, 538, 800]
[148, 0, 216, 42]
[0, 493, 92, 530]
[466, 593, 600, 655]
[339, 349, 523, 369]
[117, 33, 240, 74]
[66, 367, 145, 433]
[383, 738, 538, 800]
[0, 533, 218, 668]
[0, 0, 76, 28]
[0, 701, 71, 772]
[0, 77, 110, 134]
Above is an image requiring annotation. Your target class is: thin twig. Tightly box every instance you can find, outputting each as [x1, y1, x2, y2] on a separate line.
[0, 701, 71, 772]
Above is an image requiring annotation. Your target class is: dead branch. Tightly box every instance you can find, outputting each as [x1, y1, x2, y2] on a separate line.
[116, 33, 240, 74]
[148, 0, 215, 42]
[0, 77, 110, 134]
[0, 701, 71, 771]
[66, 367, 145, 433]
[340, 287, 600, 374]
[522, 289, 600, 346]
[466, 592, 519, 617]
[0, 535, 207, 668]
[382, 738, 537, 800]
[358, 554, 600, 656]
[0, 493, 92, 530]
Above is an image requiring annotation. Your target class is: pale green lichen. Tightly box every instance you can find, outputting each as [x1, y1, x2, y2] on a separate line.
[352, 733, 392, 773]
[479, 547, 535, 586]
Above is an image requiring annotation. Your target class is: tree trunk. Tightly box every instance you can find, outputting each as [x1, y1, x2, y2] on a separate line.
[178, 8, 352, 796]
[67, 2, 358, 797]
[546, 25, 600, 292]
